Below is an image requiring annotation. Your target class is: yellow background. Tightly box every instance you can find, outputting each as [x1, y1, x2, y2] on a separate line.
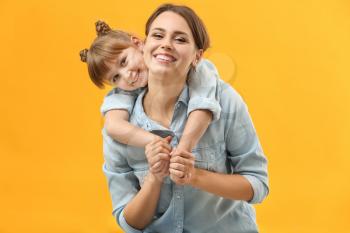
[1, 0, 349, 232]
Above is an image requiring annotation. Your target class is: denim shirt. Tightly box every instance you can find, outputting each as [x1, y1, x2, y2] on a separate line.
[102, 81, 269, 233]
[100, 59, 222, 121]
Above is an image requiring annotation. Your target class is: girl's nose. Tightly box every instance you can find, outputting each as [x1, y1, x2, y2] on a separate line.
[126, 70, 138, 84]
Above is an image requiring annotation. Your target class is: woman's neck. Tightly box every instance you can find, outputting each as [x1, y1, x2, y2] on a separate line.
[143, 73, 186, 128]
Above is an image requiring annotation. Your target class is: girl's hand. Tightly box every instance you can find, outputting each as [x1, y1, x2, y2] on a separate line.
[169, 148, 195, 185]
[145, 136, 172, 182]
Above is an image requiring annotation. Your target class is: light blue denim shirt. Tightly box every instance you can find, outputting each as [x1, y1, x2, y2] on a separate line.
[102, 80, 269, 233]
[100, 59, 221, 121]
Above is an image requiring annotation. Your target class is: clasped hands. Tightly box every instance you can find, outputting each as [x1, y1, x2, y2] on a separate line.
[145, 136, 195, 185]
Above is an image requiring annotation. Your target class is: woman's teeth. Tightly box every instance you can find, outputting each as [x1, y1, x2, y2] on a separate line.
[155, 54, 175, 62]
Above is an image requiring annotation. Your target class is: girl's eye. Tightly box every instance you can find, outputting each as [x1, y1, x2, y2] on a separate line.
[120, 57, 127, 66]
[112, 74, 120, 83]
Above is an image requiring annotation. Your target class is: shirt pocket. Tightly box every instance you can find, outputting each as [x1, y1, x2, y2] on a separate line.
[192, 142, 226, 173]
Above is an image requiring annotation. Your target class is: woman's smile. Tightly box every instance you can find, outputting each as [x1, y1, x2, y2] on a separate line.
[153, 53, 177, 64]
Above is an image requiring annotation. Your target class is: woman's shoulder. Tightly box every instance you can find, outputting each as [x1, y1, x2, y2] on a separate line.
[218, 80, 246, 110]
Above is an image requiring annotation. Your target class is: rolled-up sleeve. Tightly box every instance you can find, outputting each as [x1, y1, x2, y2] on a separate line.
[223, 85, 269, 204]
[100, 88, 139, 116]
[116, 209, 143, 233]
[102, 129, 141, 231]
[187, 59, 222, 121]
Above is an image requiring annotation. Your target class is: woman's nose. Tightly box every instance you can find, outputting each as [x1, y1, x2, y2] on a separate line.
[161, 38, 173, 50]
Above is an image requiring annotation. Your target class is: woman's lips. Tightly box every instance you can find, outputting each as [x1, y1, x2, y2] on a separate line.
[154, 53, 177, 63]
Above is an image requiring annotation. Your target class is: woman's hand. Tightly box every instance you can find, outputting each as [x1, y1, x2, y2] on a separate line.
[145, 136, 172, 182]
[169, 148, 196, 185]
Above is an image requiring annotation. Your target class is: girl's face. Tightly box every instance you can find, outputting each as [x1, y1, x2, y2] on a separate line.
[105, 44, 148, 91]
[143, 11, 201, 80]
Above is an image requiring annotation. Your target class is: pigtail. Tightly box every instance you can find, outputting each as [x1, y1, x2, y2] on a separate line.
[79, 49, 88, 62]
[95, 20, 111, 36]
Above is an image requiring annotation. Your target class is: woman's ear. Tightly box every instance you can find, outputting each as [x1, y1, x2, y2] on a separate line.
[192, 49, 204, 67]
[131, 36, 144, 50]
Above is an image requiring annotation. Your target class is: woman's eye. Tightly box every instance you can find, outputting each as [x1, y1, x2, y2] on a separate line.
[175, 37, 187, 43]
[152, 33, 163, 39]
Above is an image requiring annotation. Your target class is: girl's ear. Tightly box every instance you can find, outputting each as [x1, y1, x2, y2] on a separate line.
[131, 36, 144, 50]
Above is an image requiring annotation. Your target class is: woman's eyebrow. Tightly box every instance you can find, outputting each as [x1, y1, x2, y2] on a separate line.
[151, 27, 189, 36]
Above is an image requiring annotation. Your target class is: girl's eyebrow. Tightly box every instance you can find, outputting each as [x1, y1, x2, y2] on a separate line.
[151, 27, 189, 36]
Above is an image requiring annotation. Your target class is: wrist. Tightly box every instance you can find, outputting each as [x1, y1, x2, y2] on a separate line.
[145, 172, 164, 186]
[176, 142, 193, 152]
[189, 168, 202, 187]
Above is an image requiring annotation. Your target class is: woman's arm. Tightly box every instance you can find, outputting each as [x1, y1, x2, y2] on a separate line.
[190, 169, 254, 201]
[170, 84, 269, 203]
[104, 110, 156, 147]
[123, 136, 172, 229]
[169, 150, 253, 201]
[123, 173, 163, 229]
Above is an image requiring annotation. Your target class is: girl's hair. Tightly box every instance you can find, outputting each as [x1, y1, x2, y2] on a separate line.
[145, 4, 210, 52]
[80, 21, 133, 88]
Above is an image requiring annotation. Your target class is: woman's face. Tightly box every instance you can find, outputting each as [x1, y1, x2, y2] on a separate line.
[143, 11, 200, 79]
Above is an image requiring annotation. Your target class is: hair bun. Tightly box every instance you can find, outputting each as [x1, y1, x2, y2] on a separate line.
[95, 20, 111, 36]
[79, 49, 88, 62]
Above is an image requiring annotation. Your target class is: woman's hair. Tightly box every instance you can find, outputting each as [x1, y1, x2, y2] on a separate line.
[145, 3, 210, 52]
[80, 21, 133, 89]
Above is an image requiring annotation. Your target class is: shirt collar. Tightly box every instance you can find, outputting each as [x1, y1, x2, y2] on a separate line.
[133, 84, 189, 129]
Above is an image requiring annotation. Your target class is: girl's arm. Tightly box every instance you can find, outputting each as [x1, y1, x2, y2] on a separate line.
[178, 59, 221, 151]
[101, 88, 156, 147]
[104, 110, 155, 147]
[177, 110, 212, 151]
[123, 137, 171, 230]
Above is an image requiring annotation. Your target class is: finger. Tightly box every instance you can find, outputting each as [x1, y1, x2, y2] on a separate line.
[151, 161, 166, 173]
[152, 161, 162, 169]
[153, 145, 172, 155]
[170, 174, 186, 185]
[170, 155, 188, 165]
[159, 162, 170, 175]
[171, 157, 195, 169]
[146, 144, 171, 161]
[146, 141, 171, 156]
[170, 147, 176, 156]
[169, 162, 186, 172]
[169, 168, 185, 178]
[165, 136, 172, 143]
[176, 150, 195, 160]
[149, 153, 170, 166]
[154, 140, 172, 152]
[145, 137, 162, 154]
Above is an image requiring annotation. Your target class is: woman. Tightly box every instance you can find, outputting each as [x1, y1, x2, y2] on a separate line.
[102, 4, 269, 233]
